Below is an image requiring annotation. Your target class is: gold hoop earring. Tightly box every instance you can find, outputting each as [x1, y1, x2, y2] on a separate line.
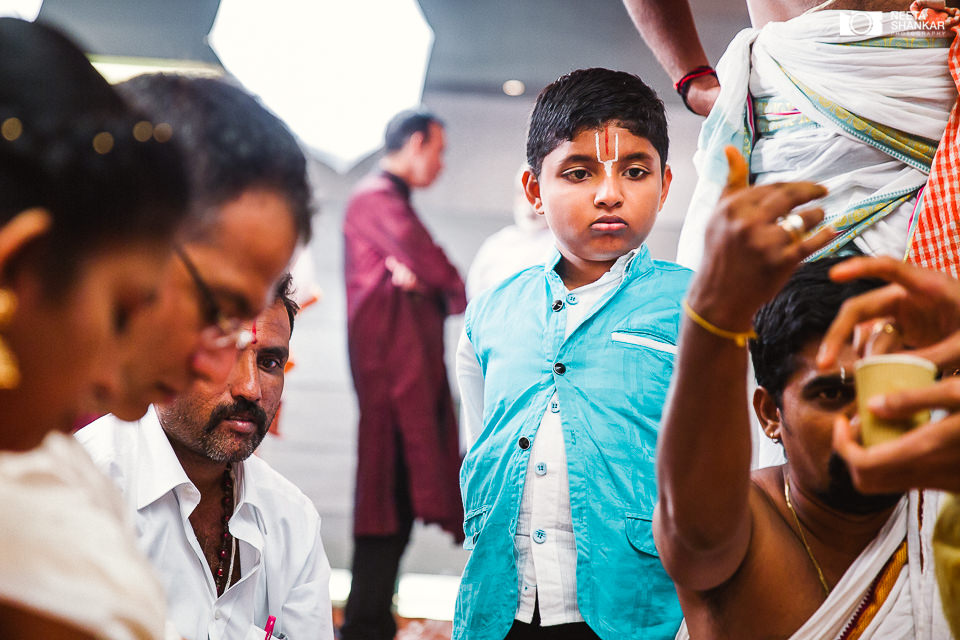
[0, 289, 20, 389]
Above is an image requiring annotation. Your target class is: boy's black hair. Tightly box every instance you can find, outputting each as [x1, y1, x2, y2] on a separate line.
[526, 68, 668, 177]
[750, 257, 885, 405]
[119, 74, 313, 243]
[383, 109, 443, 153]
[0, 18, 189, 294]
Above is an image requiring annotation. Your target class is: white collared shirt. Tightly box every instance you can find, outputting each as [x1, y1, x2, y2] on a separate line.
[457, 249, 634, 626]
[77, 408, 334, 640]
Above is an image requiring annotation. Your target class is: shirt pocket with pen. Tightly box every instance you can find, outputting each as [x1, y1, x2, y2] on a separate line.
[611, 328, 676, 406]
[244, 623, 285, 640]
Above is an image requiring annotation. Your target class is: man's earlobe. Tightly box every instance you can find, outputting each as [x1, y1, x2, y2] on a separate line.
[407, 131, 426, 152]
[753, 386, 783, 443]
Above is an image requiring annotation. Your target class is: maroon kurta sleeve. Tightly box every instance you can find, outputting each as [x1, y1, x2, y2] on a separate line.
[345, 182, 466, 315]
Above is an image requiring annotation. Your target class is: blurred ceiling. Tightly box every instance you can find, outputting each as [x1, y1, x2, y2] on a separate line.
[36, 0, 751, 107]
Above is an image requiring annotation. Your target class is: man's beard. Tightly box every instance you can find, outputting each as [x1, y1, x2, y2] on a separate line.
[200, 397, 269, 463]
[815, 453, 902, 515]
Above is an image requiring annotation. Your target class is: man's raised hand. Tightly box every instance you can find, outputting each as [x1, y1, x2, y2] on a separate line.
[686, 146, 833, 331]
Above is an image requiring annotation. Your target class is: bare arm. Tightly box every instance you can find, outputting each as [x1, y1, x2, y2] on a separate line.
[622, 0, 721, 116]
[654, 147, 833, 590]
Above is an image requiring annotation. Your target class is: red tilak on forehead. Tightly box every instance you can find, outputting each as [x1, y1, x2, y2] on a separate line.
[594, 129, 620, 176]
[252, 320, 258, 345]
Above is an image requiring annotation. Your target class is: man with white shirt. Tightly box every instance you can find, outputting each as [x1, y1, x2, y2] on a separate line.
[78, 275, 333, 640]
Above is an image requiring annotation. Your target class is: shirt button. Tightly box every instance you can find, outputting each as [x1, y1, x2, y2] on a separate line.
[549, 399, 560, 413]
[566, 293, 579, 305]
[518, 436, 530, 450]
[532, 529, 547, 544]
[535, 462, 547, 476]
[553, 362, 566, 375]
[552, 299, 564, 312]
[214, 610, 222, 620]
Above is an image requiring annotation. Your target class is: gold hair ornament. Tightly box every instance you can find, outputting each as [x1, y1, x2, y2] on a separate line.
[0, 117, 172, 155]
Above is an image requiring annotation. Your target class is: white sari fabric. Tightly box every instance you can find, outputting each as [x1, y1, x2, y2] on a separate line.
[0, 432, 176, 640]
[674, 491, 952, 640]
[678, 11, 956, 269]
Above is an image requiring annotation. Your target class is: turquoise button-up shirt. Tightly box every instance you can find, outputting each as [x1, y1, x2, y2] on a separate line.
[455, 246, 690, 640]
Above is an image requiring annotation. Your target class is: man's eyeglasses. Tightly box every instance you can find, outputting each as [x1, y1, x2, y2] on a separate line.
[175, 245, 255, 350]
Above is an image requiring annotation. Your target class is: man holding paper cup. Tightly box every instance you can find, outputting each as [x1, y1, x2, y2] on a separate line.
[656, 148, 951, 639]
[818, 256, 960, 493]
[818, 256, 960, 639]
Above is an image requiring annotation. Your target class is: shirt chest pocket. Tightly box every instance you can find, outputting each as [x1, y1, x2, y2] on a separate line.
[611, 330, 677, 355]
[611, 329, 676, 405]
[625, 511, 658, 557]
[462, 505, 490, 551]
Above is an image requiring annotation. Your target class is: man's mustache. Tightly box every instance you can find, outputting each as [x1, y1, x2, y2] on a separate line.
[204, 397, 268, 435]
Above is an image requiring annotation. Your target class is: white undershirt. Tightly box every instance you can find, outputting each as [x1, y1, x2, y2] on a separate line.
[457, 251, 633, 625]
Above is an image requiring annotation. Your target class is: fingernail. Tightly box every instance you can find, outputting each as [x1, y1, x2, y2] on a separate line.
[867, 396, 886, 413]
[816, 345, 830, 367]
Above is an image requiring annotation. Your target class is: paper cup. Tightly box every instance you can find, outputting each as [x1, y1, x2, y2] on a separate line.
[855, 353, 937, 447]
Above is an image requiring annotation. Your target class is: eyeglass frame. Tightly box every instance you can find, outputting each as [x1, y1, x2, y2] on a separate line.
[174, 245, 255, 350]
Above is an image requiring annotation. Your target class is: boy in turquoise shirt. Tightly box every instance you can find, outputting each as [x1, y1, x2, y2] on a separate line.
[455, 68, 689, 640]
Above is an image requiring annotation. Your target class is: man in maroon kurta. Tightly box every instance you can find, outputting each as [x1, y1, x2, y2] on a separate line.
[341, 110, 466, 640]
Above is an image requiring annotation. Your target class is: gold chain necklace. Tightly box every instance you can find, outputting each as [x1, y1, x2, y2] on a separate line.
[784, 476, 830, 596]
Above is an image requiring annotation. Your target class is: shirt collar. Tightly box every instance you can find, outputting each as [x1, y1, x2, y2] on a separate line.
[135, 406, 194, 510]
[135, 406, 260, 516]
[381, 170, 411, 200]
[543, 244, 652, 290]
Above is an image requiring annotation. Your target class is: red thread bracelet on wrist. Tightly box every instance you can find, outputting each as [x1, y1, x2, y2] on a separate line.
[675, 65, 718, 113]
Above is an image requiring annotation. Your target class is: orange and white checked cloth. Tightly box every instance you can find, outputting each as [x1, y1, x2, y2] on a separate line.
[908, 7, 960, 278]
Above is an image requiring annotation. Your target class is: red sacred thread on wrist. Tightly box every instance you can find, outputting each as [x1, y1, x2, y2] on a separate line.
[675, 66, 718, 114]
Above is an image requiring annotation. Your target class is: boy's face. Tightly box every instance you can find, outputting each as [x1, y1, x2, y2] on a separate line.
[523, 125, 671, 272]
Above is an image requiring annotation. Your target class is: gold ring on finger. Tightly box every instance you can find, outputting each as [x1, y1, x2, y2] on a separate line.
[870, 321, 899, 340]
[776, 213, 806, 243]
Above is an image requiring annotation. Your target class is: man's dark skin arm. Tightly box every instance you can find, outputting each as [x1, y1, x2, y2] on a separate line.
[653, 147, 832, 590]
[622, 0, 721, 117]
[623, 1, 929, 118]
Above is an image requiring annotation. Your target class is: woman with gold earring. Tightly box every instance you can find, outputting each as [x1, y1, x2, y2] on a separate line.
[0, 18, 191, 639]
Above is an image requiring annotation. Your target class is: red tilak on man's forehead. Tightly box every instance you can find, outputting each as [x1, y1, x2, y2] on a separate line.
[605, 127, 609, 156]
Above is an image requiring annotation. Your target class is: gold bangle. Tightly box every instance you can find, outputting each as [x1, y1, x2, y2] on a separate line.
[682, 299, 757, 348]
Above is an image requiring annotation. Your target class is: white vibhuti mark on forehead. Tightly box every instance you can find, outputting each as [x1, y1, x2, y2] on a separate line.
[594, 129, 619, 177]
